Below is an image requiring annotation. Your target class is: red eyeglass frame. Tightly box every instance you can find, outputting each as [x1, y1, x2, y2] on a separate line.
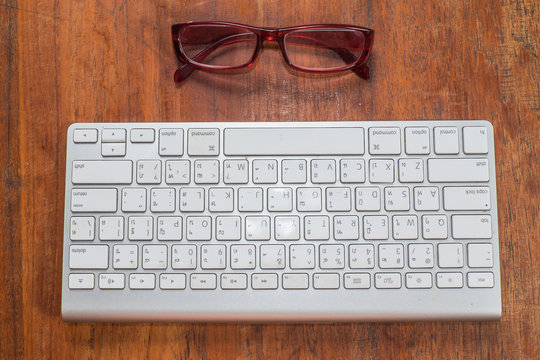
[171, 21, 374, 83]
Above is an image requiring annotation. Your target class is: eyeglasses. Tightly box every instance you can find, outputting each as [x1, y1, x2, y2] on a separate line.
[171, 21, 374, 83]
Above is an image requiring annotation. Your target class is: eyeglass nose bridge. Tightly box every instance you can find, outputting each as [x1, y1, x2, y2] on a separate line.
[260, 29, 280, 42]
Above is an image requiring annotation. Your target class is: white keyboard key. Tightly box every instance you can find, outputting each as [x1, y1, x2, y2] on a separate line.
[122, 188, 146, 212]
[274, 216, 300, 240]
[157, 216, 182, 241]
[340, 159, 365, 183]
[363, 215, 388, 240]
[102, 128, 126, 142]
[165, 160, 190, 184]
[398, 158, 424, 183]
[186, 216, 212, 241]
[209, 188, 234, 212]
[378, 244, 404, 269]
[268, 187, 293, 212]
[137, 160, 161, 184]
[282, 159, 307, 184]
[70, 217, 95, 241]
[319, 244, 345, 269]
[384, 187, 410, 211]
[467, 272, 494, 288]
[369, 159, 394, 183]
[463, 127, 488, 154]
[201, 245, 226, 269]
[113, 244, 138, 269]
[313, 273, 340, 289]
[438, 244, 464, 268]
[190, 274, 217, 289]
[245, 216, 271, 240]
[187, 128, 219, 156]
[428, 158, 489, 182]
[71, 188, 117, 213]
[102, 142, 126, 156]
[223, 160, 248, 184]
[150, 188, 175, 212]
[452, 215, 492, 239]
[194, 160, 219, 184]
[73, 128, 98, 143]
[238, 187, 263, 212]
[375, 273, 401, 289]
[128, 216, 153, 240]
[172, 245, 197, 269]
[405, 127, 430, 154]
[355, 187, 381, 211]
[72, 161, 132, 184]
[422, 215, 448, 239]
[260, 245, 285, 269]
[99, 273, 125, 289]
[349, 244, 375, 269]
[405, 273, 432, 289]
[369, 127, 401, 154]
[252, 273, 278, 289]
[68, 273, 95, 289]
[160, 274, 186, 290]
[468, 243, 494, 268]
[69, 245, 108, 269]
[444, 187, 490, 210]
[333, 215, 359, 240]
[304, 216, 330, 240]
[311, 159, 336, 183]
[290, 244, 315, 269]
[130, 274, 155, 289]
[130, 128, 155, 143]
[437, 272, 463, 288]
[221, 274, 248, 290]
[282, 273, 309, 289]
[326, 187, 352, 211]
[179, 188, 205, 212]
[434, 127, 459, 154]
[408, 244, 434, 268]
[297, 187, 322, 211]
[216, 216, 241, 241]
[231, 245, 256, 269]
[392, 215, 418, 239]
[142, 245, 167, 269]
[99, 216, 124, 240]
[414, 187, 440, 211]
[159, 128, 184, 156]
[344, 273, 370, 289]
[252, 159, 278, 184]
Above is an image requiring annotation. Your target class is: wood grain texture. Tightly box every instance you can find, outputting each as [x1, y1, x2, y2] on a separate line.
[1, 0, 538, 359]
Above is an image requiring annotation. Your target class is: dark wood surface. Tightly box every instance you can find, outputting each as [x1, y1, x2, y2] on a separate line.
[1, 0, 538, 359]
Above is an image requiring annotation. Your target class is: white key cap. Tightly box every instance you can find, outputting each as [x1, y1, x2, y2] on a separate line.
[71, 188, 117, 213]
[190, 274, 217, 289]
[444, 187, 490, 210]
[290, 244, 315, 269]
[238, 187, 263, 212]
[468, 243, 494, 268]
[122, 188, 146, 212]
[311, 159, 336, 183]
[375, 273, 401, 289]
[230, 245, 256, 269]
[69, 245, 108, 269]
[282, 159, 307, 184]
[428, 158, 490, 182]
[201, 245, 226, 269]
[221, 274, 247, 290]
[438, 243, 464, 268]
[128, 216, 153, 240]
[165, 160, 190, 184]
[297, 187, 322, 211]
[186, 216, 212, 241]
[216, 216, 241, 240]
[252, 159, 278, 183]
[160, 274, 186, 290]
[313, 273, 340, 289]
[68, 273, 95, 289]
[99, 216, 124, 240]
[404, 127, 430, 154]
[340, 159, 365, 183]
[172, 245, 197, 269]
[304, 216, 330, 240]
[463, 127, 488, 154]
[223, 159, 248, 184]
[434, 127, 459, 154]
[252, 273, 278, 289]
[142, 245, 167, 269]
[398, 158, 424, 183]
[452, 215, 492, 239]
[274, 216, 300, 240]
[393, 215, 418, 239]
[260, 244, 285, 269]
[194, 160, 219, 184]
[319, 244, 345, 269]
[73, 128, 98, 143]
[422, 215, 448, 239]
[102, 143, 126, 157]
[268, 187, 293, 211]
[333, 215, 359, 240]
[70, 217, 95, 241]
[129, 274, 155, 289]
[159, 128, 184, 156]
[72, 161, 132, 184]
[157, 216, 182, 241]
[363, 215, 388, 240]
[369, 127, 401, 154]
[187, 128, 219, 156]
[102, 128, 126, 142]
[344, 273, 370, 289]
[408, 244, 434, 268]
[150, 188, 175, 212]
[113, 244, 138, 269]
[467, 272, 494, 288]
[209, 188, 234, 212]
[349, 244, 375, 269]
[414, 187, 440, 211]
[137, 160, 161, 184]
[369, 159, 394, 183]
[245, 216, 271, 240]
[405, 273, 432, 289]
[378, 244, 404, 269]
[326, 187, 352, 211]
[282, 273, 309, 289]
[437, 272, 463, 288]
[130, 128, 155, 143]
[179, 188, 205, 212]
[99, 273, 125, 289]
[355, 187, 381, 211]
[384, 187, 410, 211]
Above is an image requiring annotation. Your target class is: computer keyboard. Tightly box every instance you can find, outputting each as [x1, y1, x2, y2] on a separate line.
[62, 121, 501, 321]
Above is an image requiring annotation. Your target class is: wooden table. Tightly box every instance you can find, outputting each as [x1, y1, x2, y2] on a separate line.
[1, 0, 538, 359]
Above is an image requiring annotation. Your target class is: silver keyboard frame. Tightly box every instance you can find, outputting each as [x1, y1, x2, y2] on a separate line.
[62, 121, 501, 321]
